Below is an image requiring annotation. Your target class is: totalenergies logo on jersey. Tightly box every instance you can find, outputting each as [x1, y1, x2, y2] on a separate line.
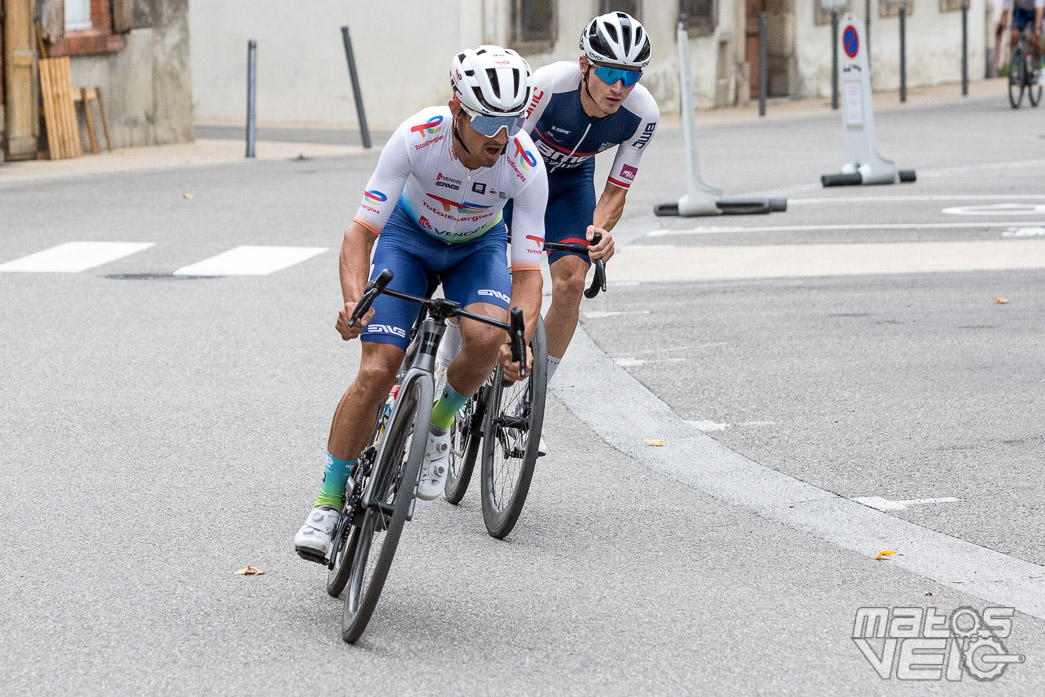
[509, 138, 537, 178]
[363, 190, 387, 203]
[426, 194, 491, 215]
[410, 115, 444, 136]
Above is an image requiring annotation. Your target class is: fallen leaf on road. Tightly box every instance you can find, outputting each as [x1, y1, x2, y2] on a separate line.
[644, 439, 665, 447]
[234, 566, 266, 576]
[925, 592, 933, 596]
[995, 297, 1008, 304]
[874, 550, 896, 561]
[183, 193, 195, 199]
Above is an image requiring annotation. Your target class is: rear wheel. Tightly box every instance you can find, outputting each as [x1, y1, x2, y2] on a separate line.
[341, 374, 432, 643]
[444, 387, 484, 504]
[1009, 50, 1026, 109]
[480, 317, 547, 539]
[1028, 63, 1042, 107]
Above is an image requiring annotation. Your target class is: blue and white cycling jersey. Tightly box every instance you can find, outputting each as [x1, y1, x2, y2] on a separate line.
[523, 61, 659, 189]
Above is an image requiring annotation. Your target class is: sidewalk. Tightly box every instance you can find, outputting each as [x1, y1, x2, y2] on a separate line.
[0, 78, 1005, 185]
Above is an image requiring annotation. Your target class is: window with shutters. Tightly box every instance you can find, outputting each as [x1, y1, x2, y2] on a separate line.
[510, 0, 558, 54]
[680, 0, 717, 38]
[599, 1, 643, 20]
[50, 0, 124, 57]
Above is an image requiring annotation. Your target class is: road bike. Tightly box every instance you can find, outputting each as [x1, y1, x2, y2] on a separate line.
[324, 269, 526, 643]
[1008, 25, 1042, 109]
[443, 234, 607, 539]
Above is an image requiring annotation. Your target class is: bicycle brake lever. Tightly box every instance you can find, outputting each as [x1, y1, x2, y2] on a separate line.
[508, 307, 526, 378]
[349, 269, 394, 326]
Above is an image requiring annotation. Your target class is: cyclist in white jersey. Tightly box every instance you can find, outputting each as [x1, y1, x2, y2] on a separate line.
[999, 0, 1045, 82]
[294, 46, 548, 562]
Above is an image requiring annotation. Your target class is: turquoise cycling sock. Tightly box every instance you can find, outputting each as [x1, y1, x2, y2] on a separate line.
[315, 453, 356, 508]
[430, 381, 469, 430]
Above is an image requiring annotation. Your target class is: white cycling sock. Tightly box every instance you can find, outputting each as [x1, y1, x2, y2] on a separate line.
[546, 355, 561, 384]
[436, 320, 463, 369]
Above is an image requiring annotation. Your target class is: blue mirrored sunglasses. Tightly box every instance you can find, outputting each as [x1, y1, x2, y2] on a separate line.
[466, 111, 526, 138]
[593, 65, 642, 87]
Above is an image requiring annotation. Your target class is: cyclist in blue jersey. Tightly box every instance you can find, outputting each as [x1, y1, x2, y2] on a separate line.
[294, 46, 548, 562]
[465, 12, 658, 454]
[999, 0, 1045, 83]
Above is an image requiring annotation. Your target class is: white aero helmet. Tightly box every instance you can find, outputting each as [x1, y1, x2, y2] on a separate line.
[580, 12, 652, 68]
[451, 45, 532, 117]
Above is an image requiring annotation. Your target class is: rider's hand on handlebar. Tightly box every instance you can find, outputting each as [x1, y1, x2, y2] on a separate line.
[586, 225, 614, 263]
[336, 300, 374, 341]
[498, 343, 532, 382]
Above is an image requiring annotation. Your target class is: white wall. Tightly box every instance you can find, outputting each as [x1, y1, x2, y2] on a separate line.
[794, 1, 987, 99]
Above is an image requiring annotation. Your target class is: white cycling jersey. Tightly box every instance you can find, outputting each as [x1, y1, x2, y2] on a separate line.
[353, 106, 548, 271]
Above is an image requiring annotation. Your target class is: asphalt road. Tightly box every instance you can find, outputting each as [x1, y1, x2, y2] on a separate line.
[2, 92, 1044, 695]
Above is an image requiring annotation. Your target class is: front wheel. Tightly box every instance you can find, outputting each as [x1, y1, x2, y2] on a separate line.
[1009, 51, 1026, 108]
[341, 374, 432, 643]
[1028, 68, 1042, 107]
[480, 317, 547, 539]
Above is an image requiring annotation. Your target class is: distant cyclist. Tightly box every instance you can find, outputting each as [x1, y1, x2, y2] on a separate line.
[999, 0, 1045, 83]
[294, 46, 548, 561]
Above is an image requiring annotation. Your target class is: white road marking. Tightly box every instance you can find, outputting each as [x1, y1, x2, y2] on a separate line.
[1003, 228, 1045, 238]
[648, 221, 1045, 236]
[613, 241, 1045, 282]
[556, 327, 1045, 620]
[789, 194, 1045, 205]
[942, 204, 1045, 216]
[583, 310, 652, 319]
[174, 245, 327, 276]
[852, 496, 962, 512]
[689, 420, 776, 432]
[0, 241, 154, 273]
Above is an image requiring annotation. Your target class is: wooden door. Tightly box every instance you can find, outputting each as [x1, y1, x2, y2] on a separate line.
[745, 0, 765, 100]
[3, 0, 39, 160]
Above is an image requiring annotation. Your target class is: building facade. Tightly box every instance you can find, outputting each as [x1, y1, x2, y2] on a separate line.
[1, 0, 192, 162]
[188, 0, 991, 132]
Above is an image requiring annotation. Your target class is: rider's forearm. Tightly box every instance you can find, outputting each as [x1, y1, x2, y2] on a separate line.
[339, 222, 377, 305]
[593, 183, 628, 232]
[508, 269, 543, 343]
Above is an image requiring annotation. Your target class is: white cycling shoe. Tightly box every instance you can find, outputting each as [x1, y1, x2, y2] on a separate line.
[294, 505, 340, 563]
[537, 434, 548, 457]
[417, 428, 451, 500]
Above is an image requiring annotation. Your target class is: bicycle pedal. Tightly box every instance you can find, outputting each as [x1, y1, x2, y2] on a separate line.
[295, 548, 328, 565]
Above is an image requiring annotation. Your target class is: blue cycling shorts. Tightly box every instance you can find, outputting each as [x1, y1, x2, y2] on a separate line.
[1013, 7, 1042, 31]
[361, 203, 511, 351]
[505, 158, 596, 266]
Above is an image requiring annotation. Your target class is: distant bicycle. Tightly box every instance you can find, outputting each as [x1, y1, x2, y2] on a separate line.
[1008, 25, 1042, 109]
[324, 269, 526, 643]
[443, 233, 607, 539]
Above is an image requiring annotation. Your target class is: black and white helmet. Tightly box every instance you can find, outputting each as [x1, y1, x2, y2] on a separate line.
[451, 45, 532, 117]
[580, 12, 652, 68]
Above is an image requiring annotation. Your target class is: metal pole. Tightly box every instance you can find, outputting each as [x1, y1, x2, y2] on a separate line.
[759, 12, 767, 117]
[899, 7, 906, 103]
[246, 39, 257, 158]
[866, 0, 872, 68]
[831, 11, 839, 110]
[961, 1, 969, 96]
[340, 26, 372, 149]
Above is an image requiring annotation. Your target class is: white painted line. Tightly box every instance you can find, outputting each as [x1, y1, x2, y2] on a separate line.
[0, 241, 154, 273]
[555, 327, 1045, 619]
[612, 241, 1045, 283]
[1003, 228, 1045, 238]
[789, 194, 1045, 205]
[943, 204, 1045, 216]
[648, 221, 1045, 237]
[688, 420, 776, 432]
[583, 310, 652, 319]
[174, 245, 327, 276]
[852, 496, 962, 512]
